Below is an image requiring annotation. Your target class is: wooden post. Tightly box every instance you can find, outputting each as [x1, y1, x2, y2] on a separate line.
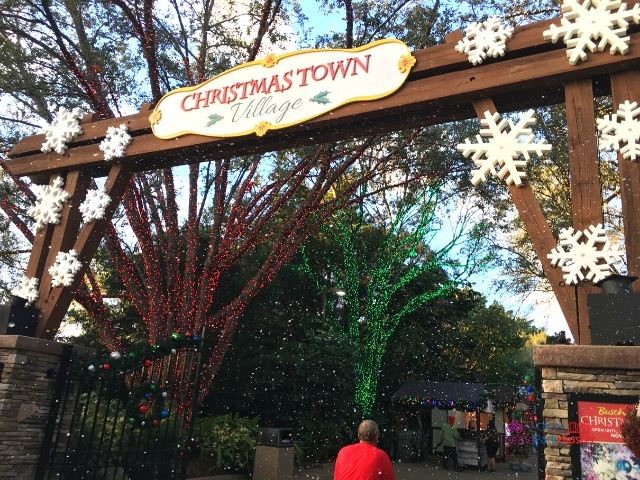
[564, 78, 603, 344]
[471, 98, 579, 340]
[610, 70, 640, 292]
[36, 165, 132, 338]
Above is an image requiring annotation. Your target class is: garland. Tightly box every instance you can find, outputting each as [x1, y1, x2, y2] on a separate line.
[72, 332, 202, 428]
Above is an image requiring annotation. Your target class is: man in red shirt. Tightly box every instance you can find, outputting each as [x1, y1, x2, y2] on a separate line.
[334, 420, 395, 480]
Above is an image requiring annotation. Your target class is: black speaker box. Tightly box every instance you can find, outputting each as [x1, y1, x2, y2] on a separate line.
[587, 293, 640, 345]
[0, 296, 39, 336]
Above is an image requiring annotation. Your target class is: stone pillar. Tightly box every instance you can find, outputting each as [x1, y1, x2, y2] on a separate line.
[0, 335, 85, 480]
[534, 345, 640, 480]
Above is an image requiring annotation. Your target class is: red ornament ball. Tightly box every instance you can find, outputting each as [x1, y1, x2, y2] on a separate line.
[102, 363, 111, 370]
[144, 359, 153, 368]
[527, 393, 536, 402]
[152, 419, 160, 426]
[139, 404, 149, 414]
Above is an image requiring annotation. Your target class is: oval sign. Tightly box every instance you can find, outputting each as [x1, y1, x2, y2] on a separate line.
[150, 39, 415, 139]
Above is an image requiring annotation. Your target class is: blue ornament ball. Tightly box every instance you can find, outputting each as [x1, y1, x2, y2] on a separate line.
[160, 409, 170, 418]
[616, 459, 631, 473]
[192, 335, 201, 343]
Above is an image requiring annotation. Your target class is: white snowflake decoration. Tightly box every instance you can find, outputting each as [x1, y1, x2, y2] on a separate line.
[11, 276, 39, 306]
[455, 17, 515, 65]
[543, 0, 640, 65]
[547, 223, 624, 285]
[457, 109, 552, 186]
[99, 123, 132, 161]
[41, 106, 84, 154]
[597, 100, 640, 160]
[79, 188, 111, 223]
[48, 250, 83, 288]
[27, 176, 72, 231]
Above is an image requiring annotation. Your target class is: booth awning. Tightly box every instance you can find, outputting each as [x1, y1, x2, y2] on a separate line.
[392, 380, 517, 411]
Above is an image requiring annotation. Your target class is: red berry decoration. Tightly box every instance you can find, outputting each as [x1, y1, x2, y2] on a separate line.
[144, 359, 153, 368]
[139, 404, 149, 414]
[102, 363, 111, 370]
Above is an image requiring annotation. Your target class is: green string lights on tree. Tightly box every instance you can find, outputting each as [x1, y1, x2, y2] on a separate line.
[300, 183, 484, 415]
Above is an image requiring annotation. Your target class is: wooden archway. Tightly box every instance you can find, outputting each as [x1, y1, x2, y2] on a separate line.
[5, 12, 640, 342]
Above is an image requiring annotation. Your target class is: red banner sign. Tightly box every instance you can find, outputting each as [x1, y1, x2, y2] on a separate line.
[577, 401, 635, 444]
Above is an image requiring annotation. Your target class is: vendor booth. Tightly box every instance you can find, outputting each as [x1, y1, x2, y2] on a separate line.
[392, 380, 515, 469]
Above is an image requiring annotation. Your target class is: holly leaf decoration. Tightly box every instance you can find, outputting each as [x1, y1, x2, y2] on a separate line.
[206, 114, 223, 127]
[310, 91, 331, 105]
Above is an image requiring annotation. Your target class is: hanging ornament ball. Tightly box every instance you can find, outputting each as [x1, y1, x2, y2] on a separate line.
[102, 363, 111, 370]
[152, 419, 160, 426]
[128, 352, 137, 359]
[110, 351, 122, 360]
[185, 331, 192, 337]
[527, 394, 536, 402]
[170, 332, 181, 341]
[149, 383, 158, 392]
[144, 359, 153, 368]
[139, 404, 149, 414]
[144, 392, 153, 400]
[160, 409, 170, 418]
[88, 365, 96, 372]
[161, 391, 168, 399]
[127, 416, 137, 424]
[140, 421, 146, 427]
[171, 349, 177, 355]
[192, 335, 201, 343]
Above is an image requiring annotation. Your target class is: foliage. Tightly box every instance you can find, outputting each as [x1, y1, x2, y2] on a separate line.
[621, 406, 640, 459]
[192, 414, 260, 474]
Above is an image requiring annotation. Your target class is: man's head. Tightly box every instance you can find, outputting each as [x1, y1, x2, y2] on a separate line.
[358, 420, 380, 445]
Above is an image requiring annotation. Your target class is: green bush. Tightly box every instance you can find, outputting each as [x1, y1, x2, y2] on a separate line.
[192, 414, 260, 474]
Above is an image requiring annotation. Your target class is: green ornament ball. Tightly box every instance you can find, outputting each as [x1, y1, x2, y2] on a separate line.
[127, 416, 137, 424]
[170, 332, 181, 342]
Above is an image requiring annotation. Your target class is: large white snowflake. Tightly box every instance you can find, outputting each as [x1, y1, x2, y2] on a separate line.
[597, 100, 640, 160]
[48, 250, 83, 288]
[11, 276, 39, 306]
[27, 176, 72, 231]
[543, 0, 640, 65]
[455, 17, 514, 65]
[79, 188, 111, 223]
[547, 223, 624, 284]
[99, 123, 132, 161]
[41, 106, 84, 154]
[457, 109, 552, 186]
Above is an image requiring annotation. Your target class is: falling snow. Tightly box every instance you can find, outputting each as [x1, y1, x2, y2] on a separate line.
[457, 109, 552, 186]
[547, 223, 624, 285]
[11, 276, 39, 305]
[79, 188, 111, 223]
[40, 106, 84, 154]
[455, 17, 514, 65]
[597, 100, 640, 160]
[48, 250, 83, 288]
[27, 176, 72, 231]
[99, 123, 132, 161]
[543, 0, 640, 65]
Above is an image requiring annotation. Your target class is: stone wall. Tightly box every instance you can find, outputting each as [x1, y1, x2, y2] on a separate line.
[0, 335, 88, 480]
[534, 345, 640, 480]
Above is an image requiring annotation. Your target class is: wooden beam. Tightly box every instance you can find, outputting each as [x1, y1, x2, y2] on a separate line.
[564, 79, 602, 344]
[36, 164, 132, 338]
[471, 97, 580, 341]
[8, 29, 640, 179]
[7, 18, 562, 160]
[610, 70, 640, 292]
[24, 176, 58, 280]
[35, 170, 92, 307]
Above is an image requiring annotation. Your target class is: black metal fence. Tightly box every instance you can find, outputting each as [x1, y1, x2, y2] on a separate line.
[37, 338, 205, 480]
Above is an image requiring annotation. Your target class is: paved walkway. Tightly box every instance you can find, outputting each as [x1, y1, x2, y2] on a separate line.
[295, 455, 539, 480]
